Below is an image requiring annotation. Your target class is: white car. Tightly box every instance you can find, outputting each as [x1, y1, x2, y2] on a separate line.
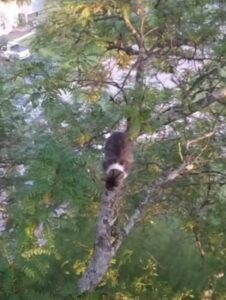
[0, 42, 30, 61]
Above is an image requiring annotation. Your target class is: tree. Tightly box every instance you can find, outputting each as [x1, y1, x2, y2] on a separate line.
[1, 0, 226, 298]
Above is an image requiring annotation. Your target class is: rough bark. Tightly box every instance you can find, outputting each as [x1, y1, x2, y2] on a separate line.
[78, 188, 123, 292]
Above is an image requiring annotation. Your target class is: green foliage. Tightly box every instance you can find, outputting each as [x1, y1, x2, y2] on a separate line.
[1, 0, 226, 298]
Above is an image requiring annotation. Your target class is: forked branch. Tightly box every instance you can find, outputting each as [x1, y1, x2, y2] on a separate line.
[78, 162, 195, 293]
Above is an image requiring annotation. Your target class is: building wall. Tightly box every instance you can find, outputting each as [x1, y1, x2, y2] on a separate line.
[0, 0, 44, 35]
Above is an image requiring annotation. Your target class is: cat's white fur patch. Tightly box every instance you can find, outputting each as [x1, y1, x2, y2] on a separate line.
[106, 163, 128, 178]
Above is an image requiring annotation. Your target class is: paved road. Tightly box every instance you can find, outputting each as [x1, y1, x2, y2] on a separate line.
[1, 25, 35, 43]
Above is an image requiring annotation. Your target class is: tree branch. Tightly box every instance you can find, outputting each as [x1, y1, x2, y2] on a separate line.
[78, 187, 124, 292]
[156, 88, 226, 125]
[106, 43, 139, 55]
[78, 162, 195, 293]
[122, 12, 141, 44]
[116, 162, 195, 243]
